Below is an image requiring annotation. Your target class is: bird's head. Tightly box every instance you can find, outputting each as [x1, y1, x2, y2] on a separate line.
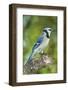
[43, 27, 52, 38]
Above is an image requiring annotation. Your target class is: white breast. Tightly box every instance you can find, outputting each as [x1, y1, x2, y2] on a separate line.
[39, 37, 49, 50]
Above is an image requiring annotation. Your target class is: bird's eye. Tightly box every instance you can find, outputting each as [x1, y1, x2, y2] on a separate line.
[49, 29, 51, 31]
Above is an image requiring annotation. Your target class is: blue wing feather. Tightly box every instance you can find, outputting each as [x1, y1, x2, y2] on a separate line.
[37, 36, 43, 43]
[32, 36, 43, 51]
[27, 36, 43, 63]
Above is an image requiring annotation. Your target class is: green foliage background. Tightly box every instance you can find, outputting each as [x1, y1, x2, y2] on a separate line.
[23, 15, 57, 74]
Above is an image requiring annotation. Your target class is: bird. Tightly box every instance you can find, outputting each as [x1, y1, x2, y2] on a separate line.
[27, 27, 52, 64]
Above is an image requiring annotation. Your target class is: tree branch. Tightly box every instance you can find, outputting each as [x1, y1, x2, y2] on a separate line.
[23, 53, 53, 74]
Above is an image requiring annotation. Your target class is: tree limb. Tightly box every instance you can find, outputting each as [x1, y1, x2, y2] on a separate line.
[23, 53, 53, 74]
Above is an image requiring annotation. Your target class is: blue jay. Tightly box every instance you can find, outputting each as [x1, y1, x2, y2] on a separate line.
[27, 27, 52, 64]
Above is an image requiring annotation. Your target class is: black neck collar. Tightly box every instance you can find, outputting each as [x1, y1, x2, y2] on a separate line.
[43, 30, 50, 38]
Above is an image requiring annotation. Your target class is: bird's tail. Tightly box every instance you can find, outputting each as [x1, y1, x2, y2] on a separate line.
[27, 51, 33, 64]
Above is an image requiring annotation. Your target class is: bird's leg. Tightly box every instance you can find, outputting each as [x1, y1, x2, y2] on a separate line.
[39, 50, 47, 55]
[39, 50, 44, 55]
[41, 50, 44, 54]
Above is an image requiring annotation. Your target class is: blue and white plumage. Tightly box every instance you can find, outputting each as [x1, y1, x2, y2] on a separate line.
[27, 27, 52, 64]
